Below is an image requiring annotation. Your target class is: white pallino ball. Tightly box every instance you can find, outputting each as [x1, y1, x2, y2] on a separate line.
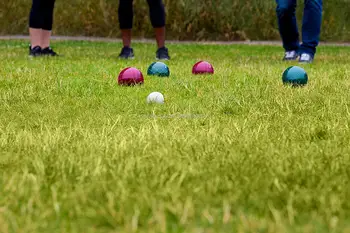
[146, 92, 164, 104]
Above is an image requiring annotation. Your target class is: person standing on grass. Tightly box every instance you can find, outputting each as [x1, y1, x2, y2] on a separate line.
[28, 0, 59, 57]
[118, 0, 170, 60]
[276, 0, 323, 63]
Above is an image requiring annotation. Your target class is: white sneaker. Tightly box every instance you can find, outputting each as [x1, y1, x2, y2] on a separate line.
[299, 53, 313, 63]
[283, 50, 298, 61]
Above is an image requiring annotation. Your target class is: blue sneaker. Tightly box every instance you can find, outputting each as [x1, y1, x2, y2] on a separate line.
[299, 53, 314, 64]
[283, 50, 298, 61]
[29, 45, 42, 57]
[41, 47, 59, 56]
[156, 47, 170, 60]
[118, 46, 135, 59]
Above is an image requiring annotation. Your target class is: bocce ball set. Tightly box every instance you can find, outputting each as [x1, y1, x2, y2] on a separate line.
[117, 61, 308, 104]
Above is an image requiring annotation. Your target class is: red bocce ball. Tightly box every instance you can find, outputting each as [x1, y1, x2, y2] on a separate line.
[192, 61, 214, 75]
[118, 67, 144, 86]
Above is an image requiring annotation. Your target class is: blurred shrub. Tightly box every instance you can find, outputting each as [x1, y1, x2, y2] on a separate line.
[0, 0, 349, 41]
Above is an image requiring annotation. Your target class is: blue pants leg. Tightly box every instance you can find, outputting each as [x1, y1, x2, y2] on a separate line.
[300, 0, 323, 55]
[276, 0, 300, 52]
[276, 0, 323, 56]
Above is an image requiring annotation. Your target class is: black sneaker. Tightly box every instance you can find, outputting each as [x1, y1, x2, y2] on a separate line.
[299, 53, 313, 64]
[29, 46, 42, 57]
[156, 47, 170, 60]
[283, 50, 298, 61]
[118, 46, 134, 59]
[41, 47, 58, 56]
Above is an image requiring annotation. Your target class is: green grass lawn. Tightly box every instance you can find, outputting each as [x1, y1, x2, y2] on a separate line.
[0, 40, 350, 233]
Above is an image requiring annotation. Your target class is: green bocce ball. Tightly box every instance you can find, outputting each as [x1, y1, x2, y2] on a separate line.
[282, 66, 308, 86]
[147, 62, 170, 77]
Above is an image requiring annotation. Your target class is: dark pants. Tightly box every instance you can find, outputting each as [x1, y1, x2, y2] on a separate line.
[118, 0, 165, 29]
[29, 0, 56, 30]
[276, 0, 323, 55]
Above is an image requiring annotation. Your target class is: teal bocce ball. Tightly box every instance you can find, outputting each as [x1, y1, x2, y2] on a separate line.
[147, 62, 170, 77]
[282, 66, 308, 86]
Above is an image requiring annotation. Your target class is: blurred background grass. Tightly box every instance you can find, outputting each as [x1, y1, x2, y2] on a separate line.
[0, 0, 349, 41]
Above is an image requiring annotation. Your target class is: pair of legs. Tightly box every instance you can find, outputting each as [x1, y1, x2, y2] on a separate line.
[120, 27, 166, 49]
[276, 0, 323, 58]
[118, 0, 169, 59]
[29, 0, 57, 55]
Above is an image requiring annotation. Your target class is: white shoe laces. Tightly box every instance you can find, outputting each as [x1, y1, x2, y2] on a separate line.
[300, 53, 311, 61]
[285, 51, 296, 58]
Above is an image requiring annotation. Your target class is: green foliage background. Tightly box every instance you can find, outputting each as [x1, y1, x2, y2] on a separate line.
[0, 0, 349, 41]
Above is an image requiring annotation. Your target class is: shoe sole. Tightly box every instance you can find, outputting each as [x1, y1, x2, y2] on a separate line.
[283, 56, 299, 61]
[156, 57, 170, 61]
[119, 56, 135, 60]
[42, 54, 60, 57]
